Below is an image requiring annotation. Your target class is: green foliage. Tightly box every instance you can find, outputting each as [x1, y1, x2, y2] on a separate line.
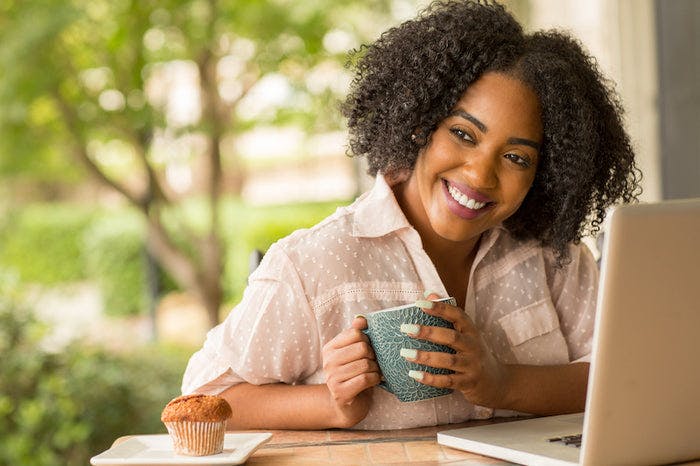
[0, 197, 346, 315]
[82, 212, 148, 316]
[0, 0, 394, 180]
[0, 204, 96, 284]
[0, 0, 397, 321]
[0, 292, 187, 466]
[0, 205, 154, 317]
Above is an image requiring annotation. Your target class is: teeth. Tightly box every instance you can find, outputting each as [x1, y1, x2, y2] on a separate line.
[448, 183, 487, 210]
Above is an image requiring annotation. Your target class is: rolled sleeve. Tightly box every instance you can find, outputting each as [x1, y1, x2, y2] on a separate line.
[181, 245, 320, 394]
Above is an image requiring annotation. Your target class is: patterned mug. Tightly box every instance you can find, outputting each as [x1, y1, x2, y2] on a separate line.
[361, 297, 456, 402]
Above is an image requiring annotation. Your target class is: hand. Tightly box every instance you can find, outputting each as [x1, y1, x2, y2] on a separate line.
[401, 293, 510, 408]
[322, 316, 381, 427]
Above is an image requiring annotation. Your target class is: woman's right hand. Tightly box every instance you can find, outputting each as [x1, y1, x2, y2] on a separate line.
[322, 316, 381, 427]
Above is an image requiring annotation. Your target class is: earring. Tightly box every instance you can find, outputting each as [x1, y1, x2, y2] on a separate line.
[411, 129, 427, 145]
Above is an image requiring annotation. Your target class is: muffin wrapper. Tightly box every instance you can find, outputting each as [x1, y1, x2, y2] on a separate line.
[164, 421, 226, 456]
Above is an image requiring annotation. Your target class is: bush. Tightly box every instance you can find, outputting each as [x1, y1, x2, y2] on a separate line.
[0, 204, 95, 284]
[0, 197, 347, 317]
[0, 292, 188, 466]
[82, 213, 148, 317]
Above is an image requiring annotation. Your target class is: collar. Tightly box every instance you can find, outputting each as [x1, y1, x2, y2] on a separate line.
[352, 175, 413, 238]
[351, 174, 507, 264]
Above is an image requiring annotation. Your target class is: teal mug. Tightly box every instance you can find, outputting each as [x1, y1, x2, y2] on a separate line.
[361, 297, 456, 402]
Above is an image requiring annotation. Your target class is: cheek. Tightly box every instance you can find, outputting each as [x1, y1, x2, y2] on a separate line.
[504, 172, 536, 206]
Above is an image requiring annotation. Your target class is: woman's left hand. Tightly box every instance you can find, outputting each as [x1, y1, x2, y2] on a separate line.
[402, 293, 511, 408]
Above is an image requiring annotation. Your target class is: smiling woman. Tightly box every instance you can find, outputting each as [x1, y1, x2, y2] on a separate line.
[395, 73, 542, 267]
[180, 0, 641, 431]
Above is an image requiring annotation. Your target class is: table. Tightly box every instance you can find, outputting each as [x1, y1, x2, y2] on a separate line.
[240, 420, 510, 465]
[111, 423, 700, 465]
[112, 420, 509, 465]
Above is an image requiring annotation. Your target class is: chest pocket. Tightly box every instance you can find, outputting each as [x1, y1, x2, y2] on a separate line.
[498, 299, 570, 365]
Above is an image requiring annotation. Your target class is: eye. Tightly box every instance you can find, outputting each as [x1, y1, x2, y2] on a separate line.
[449, 127, 475, 143]
[504, 152, 533, 169]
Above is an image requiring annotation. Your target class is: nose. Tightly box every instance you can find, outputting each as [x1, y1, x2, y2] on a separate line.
[464, 150, 498, 189]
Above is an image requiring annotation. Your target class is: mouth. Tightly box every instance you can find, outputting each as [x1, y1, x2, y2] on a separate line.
[443, 179, 494, 211]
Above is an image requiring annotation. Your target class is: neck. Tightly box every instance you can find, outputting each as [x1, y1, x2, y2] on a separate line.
[393, 180, 481, 270]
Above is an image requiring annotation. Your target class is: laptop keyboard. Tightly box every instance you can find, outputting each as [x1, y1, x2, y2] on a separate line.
[548, 434, 583, 448]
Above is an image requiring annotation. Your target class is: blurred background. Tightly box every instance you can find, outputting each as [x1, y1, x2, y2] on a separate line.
[0, 0, 697, 464]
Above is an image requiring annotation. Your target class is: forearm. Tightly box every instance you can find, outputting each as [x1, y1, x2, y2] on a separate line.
[500, 362, 589, 415]
[219, 382, 345, 430]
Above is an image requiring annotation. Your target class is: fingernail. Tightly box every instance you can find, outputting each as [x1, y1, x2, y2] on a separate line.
[400, 348, 417, 359]
[400, 323, 420, 335]
[415, 300, 434, 309]
[354, 314, 366, 319]
[408, 370, 424, 381]
[423, 290, 438, 298]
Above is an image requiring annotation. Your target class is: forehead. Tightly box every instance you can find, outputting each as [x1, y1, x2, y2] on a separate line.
[453, 72, 542, 138]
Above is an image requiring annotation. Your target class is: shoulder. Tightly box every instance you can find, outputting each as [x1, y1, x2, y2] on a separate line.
[273, 203, 358, 257]
[476, 228, 598, 290]
[251, 199, 370, 279]
[485, 228, 596, 269]
[479, 227, 541, 269]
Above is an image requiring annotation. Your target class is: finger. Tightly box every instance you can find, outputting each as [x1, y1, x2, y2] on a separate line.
[351, 315, 368, 330]
[408, 370, 461, 389]
[400, 347, 468, 372]
[414, 299, 476, 335]
[400, 321, 471, 351]
[332, 358, 380, 383]
[324, 327, 367, 352]
[332, 371, 381, 403]
[323, 340, 376, 371]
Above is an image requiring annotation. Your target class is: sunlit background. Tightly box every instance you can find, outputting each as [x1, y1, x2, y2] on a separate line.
[0, 0, 697, 464]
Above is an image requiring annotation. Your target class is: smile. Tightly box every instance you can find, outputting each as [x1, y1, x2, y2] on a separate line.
[446, 182, 489, 210]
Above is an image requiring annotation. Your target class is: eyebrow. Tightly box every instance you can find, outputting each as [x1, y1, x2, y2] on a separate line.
[449, 109, 541, 150]
[450, 109, 487, 132]
[508, 137, 541, 150]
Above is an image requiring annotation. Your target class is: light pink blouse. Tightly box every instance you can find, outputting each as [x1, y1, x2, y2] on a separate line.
[182, 175, 599, 429]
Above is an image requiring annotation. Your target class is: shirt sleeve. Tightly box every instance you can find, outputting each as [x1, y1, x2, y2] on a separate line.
[181, 244, 321, 395]
[545, 242, 599, 363]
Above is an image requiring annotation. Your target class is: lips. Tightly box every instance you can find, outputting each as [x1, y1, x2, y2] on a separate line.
[442, 179, 494, 219]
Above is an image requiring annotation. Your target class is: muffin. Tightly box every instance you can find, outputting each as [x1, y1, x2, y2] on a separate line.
[161, 394, 232, 456]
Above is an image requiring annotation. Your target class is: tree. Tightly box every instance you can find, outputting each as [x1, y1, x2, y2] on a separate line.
[0, 0, 394, 327]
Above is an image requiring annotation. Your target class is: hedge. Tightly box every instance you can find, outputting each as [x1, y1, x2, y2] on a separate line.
[0, 198, 346, 316]
[0, 292, 189, 466]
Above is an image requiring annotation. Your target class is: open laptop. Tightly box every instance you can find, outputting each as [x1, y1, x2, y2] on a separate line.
[438, 198, 700, 465]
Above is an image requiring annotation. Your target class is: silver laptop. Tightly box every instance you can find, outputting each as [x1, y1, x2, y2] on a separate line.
[438, 199, 700, 466]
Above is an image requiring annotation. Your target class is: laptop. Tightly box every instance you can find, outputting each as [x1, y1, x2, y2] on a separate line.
[438, 198, 700, 466]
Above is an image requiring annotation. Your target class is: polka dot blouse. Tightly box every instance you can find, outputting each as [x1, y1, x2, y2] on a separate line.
[181, 175, 599, 430]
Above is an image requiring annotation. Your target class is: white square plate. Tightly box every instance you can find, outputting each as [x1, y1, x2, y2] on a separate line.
[90, 432, 272, 465]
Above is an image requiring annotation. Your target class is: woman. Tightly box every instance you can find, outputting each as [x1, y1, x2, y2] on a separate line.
[182, 0, 640, 430]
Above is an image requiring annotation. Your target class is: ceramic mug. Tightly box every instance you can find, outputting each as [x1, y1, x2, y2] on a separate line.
[361, 297, 457, 402]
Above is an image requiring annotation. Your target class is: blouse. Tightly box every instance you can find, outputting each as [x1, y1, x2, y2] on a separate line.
[181, 175, 599, 429]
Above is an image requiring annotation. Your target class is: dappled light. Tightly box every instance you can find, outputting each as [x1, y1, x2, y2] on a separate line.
[0, 1, 400, 464]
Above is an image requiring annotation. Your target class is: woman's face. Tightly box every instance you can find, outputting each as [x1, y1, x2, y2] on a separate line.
[400, 72, 542, 245]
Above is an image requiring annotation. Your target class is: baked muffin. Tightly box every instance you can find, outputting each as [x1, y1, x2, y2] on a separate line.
[161, 394, 232, 456]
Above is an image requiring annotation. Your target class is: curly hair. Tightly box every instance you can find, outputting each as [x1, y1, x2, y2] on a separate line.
[342, 0, 641, 261]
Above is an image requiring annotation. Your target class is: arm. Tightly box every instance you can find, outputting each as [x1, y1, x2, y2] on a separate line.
[497, 362, 588, 415]
[220, 317, 380, 430]
[403, 297, 589, 415]
[220, 383, 350, 430]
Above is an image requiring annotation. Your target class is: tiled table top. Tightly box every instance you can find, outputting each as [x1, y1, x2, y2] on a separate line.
[243, 420, 512, 465]
[108, 419, 700, 465]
